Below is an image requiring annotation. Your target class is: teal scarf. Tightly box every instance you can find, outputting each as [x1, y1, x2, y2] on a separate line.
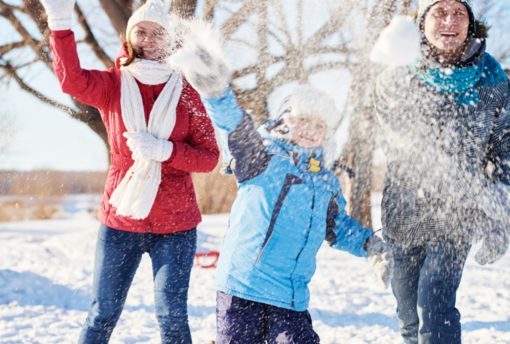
[409, 53, 507, 107]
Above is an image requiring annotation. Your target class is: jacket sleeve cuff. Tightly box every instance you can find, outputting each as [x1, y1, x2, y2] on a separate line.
[51, 29, 74, 38]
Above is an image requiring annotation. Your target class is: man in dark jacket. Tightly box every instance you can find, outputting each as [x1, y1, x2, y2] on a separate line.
[374, 0, 510, 343]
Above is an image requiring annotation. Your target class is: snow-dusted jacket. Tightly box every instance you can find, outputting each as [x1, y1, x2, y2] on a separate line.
[374, 41, 510, 247]
[202, 88, 372, 312]
[50, 30, 219, 233]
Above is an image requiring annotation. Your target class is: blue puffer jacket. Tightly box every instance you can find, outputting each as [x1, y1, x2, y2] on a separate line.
[202, 88, 373, 312]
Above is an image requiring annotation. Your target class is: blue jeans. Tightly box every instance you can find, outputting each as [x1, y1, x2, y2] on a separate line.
[391, 239, 470, 344]
[78, 224, 197, 344]
[216, 291, 320, 344]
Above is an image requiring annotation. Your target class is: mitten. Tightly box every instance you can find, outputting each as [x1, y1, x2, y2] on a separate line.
[123, 132, 173, 162]
[168, 20, 230, 98]
[478, 183, 510, 220]
[40, 0, 75, 31]
[475, 225, 509, 265]
[170, 47, 230, 98]
[365, 235, 394, 290]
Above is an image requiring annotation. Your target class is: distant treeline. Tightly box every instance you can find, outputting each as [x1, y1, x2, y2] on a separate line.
[0, 170, 107, 196]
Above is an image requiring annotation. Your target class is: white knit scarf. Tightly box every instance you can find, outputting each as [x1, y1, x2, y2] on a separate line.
[109, 58, 183, 219]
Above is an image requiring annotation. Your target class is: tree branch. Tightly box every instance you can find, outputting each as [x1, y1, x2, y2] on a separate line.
[98, 0, 129, 38]
[220, 0, 256, 37]
[0, 62, 83, 120]
[304, 61, 352, 75]
[22, 0, 49, 35]
[0, 3, 53, 71]
[0, 41, 28, 55]
[201, 0, 217, 20]
[171, 0, 197, 18]
[74, 3, 115, 68]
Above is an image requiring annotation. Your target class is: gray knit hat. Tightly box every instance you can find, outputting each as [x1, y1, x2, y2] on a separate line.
[417, 0, 477, 36]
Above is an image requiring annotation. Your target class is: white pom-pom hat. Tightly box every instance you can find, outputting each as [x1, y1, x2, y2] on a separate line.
[126, 0, 174, 40]
[268, 85, 339, 166]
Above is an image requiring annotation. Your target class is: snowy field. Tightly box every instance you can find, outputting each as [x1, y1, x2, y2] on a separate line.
[1, 197, 510, 343]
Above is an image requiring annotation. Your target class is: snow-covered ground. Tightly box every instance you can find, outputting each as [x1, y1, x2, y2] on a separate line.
[1, 196, 510, 343]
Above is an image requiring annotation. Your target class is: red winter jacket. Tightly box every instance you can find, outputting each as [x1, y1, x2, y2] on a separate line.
[50, 30, 219, 233]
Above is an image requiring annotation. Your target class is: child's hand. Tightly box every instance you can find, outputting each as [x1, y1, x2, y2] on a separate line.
[170, 47, 230, 98]
[168, 20, 230, 99]
[366, 235, 394, 290]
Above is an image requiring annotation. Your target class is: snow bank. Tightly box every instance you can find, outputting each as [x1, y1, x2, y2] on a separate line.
[370, 16, 421, 67]
[2, 210, 510, 343]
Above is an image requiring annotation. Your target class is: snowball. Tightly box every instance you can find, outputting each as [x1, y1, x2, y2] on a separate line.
[370, 15, 421, 67]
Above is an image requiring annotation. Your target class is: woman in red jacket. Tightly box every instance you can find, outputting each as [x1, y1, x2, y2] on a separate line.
[40, 0, 219, 342]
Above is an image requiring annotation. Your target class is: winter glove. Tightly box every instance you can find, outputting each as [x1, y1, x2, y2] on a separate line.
[40, 0, 75, 31]
[365, 235, 394, 290]
[168, 21, 230, 98]
[170, 47, 230, 98]
[475, 225, 509, 265]
[478, 183, 510, 221]
[474, 183, 510, 265]
[123, 132, 173, 162]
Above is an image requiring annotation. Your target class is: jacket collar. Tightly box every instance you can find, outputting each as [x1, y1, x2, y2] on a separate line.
[258, 121, 325, 165]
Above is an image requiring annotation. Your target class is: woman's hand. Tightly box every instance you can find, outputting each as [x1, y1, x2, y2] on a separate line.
[366, 235, 394, 290]
[40, 0, 75, 31]
[124, 132, 173, 162]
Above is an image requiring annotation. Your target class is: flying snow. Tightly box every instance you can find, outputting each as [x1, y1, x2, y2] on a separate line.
[370, 15, 421, 67]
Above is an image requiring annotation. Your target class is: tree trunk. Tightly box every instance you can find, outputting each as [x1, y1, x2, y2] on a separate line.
[171, 0, 198, 18]
[341, 80, 375, 229]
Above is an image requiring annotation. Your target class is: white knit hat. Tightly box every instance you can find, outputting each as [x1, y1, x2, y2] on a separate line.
[289, 85, 339, 131]
[268, 85, 339, 165]
[126, 0, 174, 40]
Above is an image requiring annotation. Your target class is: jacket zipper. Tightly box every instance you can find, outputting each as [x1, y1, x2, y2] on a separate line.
[291, 172, 316, 308]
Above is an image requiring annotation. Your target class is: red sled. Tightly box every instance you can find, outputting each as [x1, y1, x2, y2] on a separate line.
[194, 251, 220, 268]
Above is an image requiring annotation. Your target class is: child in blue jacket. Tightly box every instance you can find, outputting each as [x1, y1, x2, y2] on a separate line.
[171, 29, 393, 344]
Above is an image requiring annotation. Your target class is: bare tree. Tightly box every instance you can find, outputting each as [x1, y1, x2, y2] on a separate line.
[0, 0, 198, 152]
[3, 0, 461, 223]
[219, 0, 415, 227]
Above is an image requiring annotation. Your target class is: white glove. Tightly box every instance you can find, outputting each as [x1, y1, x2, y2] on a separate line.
[170, 47, 230, 98]
[366, 235, 394, 290]
[123, 132, 173, 162]
[168, 20, 230, 98]
[40, 0, 75, 31]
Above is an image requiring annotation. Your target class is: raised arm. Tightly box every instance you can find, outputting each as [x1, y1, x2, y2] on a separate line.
[50, 30, 117, 111]
[202, 88, 270, 183]
[42, 0, 116, 110]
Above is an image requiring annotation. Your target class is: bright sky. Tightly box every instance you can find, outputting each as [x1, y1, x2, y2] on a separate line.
[0, 0, 508, 171]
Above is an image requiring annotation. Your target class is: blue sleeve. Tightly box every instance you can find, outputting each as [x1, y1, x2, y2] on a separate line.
[201, 87, 244, 163]
[325, 191, 373, 258]
[202, 87, 271, 183]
